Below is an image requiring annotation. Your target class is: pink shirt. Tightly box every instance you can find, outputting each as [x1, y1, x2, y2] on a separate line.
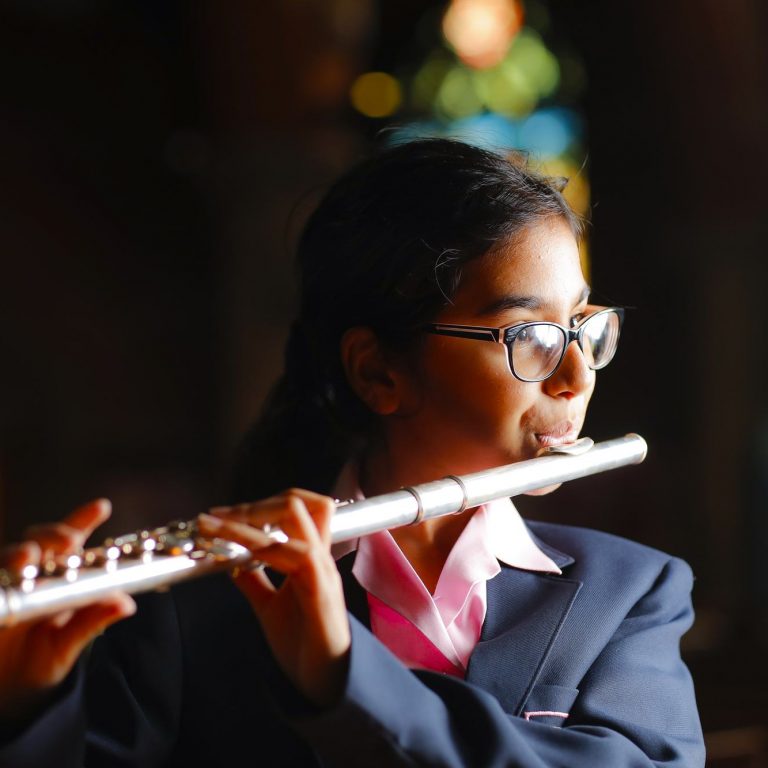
[332, 463, 561, 678]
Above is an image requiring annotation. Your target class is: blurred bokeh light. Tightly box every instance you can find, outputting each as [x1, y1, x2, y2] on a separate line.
[442, 0, 523, 69]
[350, 71, 403, 117]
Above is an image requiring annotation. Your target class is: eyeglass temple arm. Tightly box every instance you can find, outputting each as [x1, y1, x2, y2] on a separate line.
[425, 325, 501, 343]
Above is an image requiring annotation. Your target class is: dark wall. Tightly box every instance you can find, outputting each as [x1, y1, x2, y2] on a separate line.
[0, 0, 369, 536]
[543, 0, 768, 747]
[0, 3, 218, 536]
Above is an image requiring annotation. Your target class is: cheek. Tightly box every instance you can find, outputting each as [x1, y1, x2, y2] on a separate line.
[412, 342, 533, 433]
[584, 372, 597, 403]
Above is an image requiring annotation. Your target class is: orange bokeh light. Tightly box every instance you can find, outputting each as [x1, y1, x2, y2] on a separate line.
[442, 0, 524, 70]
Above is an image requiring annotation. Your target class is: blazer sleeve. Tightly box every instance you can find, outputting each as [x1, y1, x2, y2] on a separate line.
[0, 665, 87, 768]
[287, 556, 705, 767]
[0, 591, 184, 768]
[0, 558, 704, 768]
[81, 591, 184, 766]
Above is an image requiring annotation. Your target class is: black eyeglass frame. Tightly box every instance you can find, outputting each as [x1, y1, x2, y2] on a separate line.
[423, 306, 625, 383]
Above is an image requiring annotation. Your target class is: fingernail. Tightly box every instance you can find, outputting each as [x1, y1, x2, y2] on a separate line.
[119, 594, 137, 616]
[106, 593, 136, 617]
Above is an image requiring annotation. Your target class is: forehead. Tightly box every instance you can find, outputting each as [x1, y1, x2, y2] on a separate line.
[447, 218, 586, 318]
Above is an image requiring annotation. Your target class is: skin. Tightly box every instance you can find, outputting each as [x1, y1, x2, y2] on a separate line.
[371, 216, 594, 482]
[362, 217, 596, 589]
[0, 500, 135, 725]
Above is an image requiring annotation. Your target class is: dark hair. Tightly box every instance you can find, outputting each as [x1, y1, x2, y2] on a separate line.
[232, 138, 582, 500]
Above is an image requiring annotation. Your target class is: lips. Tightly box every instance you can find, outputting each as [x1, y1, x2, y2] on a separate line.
[534, 421, 579, 448]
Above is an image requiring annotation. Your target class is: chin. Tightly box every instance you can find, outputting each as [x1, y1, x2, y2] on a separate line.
[523, 482, 563, 497]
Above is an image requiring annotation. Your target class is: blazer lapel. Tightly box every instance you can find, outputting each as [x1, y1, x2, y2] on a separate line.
[466, 566, 581, 716]
[336, 534, 580, 717]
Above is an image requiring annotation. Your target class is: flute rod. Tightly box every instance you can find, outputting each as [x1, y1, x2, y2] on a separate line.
[330, 433, 646, 541]
[0, 434, 646, 628]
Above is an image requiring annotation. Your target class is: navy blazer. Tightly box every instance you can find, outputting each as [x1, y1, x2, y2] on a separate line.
[1, 521, 705, 767]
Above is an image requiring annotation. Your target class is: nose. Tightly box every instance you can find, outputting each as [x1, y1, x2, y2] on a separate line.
[543, 340, 594, 399]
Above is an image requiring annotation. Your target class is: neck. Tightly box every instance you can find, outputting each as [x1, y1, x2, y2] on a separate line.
[358, 439, 477, 582]
[357, 427, 478, 498]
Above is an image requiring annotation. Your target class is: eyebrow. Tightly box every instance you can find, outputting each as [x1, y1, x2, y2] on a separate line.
[478, 285, 591, 317]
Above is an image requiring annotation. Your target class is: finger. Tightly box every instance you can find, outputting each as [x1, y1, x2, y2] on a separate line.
[208, 496, 294, 527]
[211, 489, 335, 541]
[206, 514, 338, 603]
[273, 494, 324, 550]
[22, 524, 84, 558]
[198, 513, 273, 548]
[277, 489, 335, 548]
[0, 541, 42, 572]
[225, 491, 333, 550]
[198, 515, 310, 574]
[18, 500, 112, 559]
[210, 497, 322, 556]
[63, 499, 112, 539]
[293, 493, 335, 549]
[211, 488, 336, 513]
[45, 594, 136, 671]
[207, 496, 321, 550]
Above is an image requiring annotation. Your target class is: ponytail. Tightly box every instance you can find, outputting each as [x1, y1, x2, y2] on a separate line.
[231, 323, 357, 500]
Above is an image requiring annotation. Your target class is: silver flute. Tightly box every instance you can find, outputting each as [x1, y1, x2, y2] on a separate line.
[0, 434, 646, 628]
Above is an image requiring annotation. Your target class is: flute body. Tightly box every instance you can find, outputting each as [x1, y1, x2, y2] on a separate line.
[0, 434, 647, 628]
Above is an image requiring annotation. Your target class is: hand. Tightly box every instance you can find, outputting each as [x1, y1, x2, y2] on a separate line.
[0, 499, 135, 725]
[198, 490, 350, 708]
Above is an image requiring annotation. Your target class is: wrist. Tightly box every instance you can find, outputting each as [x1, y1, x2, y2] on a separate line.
[303, 645, 351, 709]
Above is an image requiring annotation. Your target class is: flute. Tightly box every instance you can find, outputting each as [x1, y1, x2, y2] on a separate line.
[0, 434, 646, 628]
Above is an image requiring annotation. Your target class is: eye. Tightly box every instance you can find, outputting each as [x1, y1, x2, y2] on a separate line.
[569, 313, 586, 329]
[514, 325, 536, 345]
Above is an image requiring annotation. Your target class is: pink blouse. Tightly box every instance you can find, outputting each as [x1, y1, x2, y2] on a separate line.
[332, 463, 560, 678]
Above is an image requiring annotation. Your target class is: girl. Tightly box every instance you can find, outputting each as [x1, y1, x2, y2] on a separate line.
[1, 139, 703, 766]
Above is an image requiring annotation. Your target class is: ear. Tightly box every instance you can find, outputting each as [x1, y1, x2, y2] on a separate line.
[340, 327, 404, 416]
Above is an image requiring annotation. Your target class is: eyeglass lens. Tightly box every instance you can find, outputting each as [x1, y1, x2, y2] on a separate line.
[579, 311, 620, 369]
[510, 311, 620, 381]
[511, 324, 563, 381]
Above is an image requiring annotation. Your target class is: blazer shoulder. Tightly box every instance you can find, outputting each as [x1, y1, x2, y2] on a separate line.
[526, 519, 693, 584]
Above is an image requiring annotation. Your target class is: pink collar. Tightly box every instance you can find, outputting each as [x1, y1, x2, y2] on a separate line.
[331, 460, 561, 575]
[331, 460, 560, 673]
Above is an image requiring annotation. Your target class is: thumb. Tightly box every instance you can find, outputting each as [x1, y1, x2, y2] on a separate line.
[44, 594, 136, 679]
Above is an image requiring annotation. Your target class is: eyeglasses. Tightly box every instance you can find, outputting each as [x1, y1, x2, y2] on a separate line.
[424, 307, 624, 382]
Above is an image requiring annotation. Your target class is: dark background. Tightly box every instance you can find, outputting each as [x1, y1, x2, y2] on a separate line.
[0, 1, 766, 764]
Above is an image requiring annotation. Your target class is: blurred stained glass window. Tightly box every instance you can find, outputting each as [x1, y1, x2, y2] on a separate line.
[349, 0, 590, 274]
